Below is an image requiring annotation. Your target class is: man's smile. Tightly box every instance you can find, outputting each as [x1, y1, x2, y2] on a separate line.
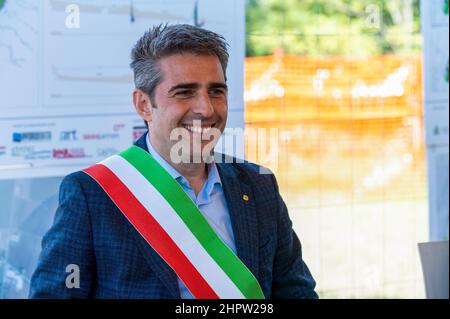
[181, 122, 217, 135]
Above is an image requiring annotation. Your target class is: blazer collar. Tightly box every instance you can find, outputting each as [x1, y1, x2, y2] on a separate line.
[134, 132, 149, 152]
[215, 160, 260, 280]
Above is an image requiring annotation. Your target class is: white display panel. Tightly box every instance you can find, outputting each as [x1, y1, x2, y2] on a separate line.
[0, 0, 245, 179]
[0, 115, 146, 179]
[426, 145, 449, 241]
[424, 102, 449, 146]
[0, 176, 62, 298]
[421, 0, 449, 241]
[0, 0, 245, 298]
[0, 1, 40, 111]
[422, 27, 449, 103]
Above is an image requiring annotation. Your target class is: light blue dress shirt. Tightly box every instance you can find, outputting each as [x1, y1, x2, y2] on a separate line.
[146, 134, 237, 299]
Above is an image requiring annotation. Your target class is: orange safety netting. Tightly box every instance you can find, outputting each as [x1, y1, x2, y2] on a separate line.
[244, 53, 426, 205]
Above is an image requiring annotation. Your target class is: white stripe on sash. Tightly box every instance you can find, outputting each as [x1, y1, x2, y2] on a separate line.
[101, 155, 245, 299]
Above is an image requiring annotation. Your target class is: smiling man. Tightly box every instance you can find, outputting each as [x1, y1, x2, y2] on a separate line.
[134, 52, 228, 193]
[29, 24, 318, 299]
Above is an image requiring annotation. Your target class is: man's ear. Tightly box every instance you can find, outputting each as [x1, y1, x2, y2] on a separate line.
[133, 89, 153, 124]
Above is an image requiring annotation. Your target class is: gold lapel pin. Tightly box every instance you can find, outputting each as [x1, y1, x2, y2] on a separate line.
[242, 194, 249, 201]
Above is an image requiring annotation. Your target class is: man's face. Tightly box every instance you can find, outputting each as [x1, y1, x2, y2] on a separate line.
[146, 53, 228, 162]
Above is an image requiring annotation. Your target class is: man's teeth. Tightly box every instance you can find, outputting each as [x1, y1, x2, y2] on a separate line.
[184, 125, 212, 134]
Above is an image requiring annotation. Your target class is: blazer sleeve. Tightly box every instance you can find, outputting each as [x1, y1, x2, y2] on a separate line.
[29, 173, 95, 298]
[270, 174, 319, 299]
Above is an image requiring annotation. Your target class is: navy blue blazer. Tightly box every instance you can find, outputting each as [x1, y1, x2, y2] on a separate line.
[29, 133, 318, 299]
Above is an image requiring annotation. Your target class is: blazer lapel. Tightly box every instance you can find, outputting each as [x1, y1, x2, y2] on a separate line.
[133, 132, 149, 151]
[217, 161, 260, 280]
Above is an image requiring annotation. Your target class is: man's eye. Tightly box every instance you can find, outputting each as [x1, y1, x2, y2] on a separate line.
[175, 90, 194, 97]
[209, 89, 226, 96]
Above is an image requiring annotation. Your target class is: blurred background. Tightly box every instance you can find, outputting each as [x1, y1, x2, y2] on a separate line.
[245, 0, 426, 298]
[0, 0, 448, 298]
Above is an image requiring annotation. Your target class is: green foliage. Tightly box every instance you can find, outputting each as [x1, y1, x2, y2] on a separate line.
[246, 0, 422, 56]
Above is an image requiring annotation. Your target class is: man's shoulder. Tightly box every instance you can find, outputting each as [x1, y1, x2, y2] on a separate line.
[59, 169, 104, 199]
[62, 169, 94, 186]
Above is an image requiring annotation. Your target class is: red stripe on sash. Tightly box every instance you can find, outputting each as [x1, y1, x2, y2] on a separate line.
[84, 163, 219, 299]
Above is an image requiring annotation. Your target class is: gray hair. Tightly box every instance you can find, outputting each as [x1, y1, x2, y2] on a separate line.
[130, 24, 229, 101]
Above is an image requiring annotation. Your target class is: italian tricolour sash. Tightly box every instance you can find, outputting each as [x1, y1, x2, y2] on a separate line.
[83, 145, 264, 299]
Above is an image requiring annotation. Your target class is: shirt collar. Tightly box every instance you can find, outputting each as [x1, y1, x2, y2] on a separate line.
[146, 133, 182, 180]
[145, 133, 222, 191]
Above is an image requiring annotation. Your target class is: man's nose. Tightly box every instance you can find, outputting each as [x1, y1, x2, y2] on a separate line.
[193, 92, 215, 118]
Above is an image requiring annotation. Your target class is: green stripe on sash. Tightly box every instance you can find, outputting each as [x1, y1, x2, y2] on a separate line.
[119, 146, 264, 299]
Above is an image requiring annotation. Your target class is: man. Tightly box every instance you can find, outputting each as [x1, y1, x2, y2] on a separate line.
[29, 24, 318, 299]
